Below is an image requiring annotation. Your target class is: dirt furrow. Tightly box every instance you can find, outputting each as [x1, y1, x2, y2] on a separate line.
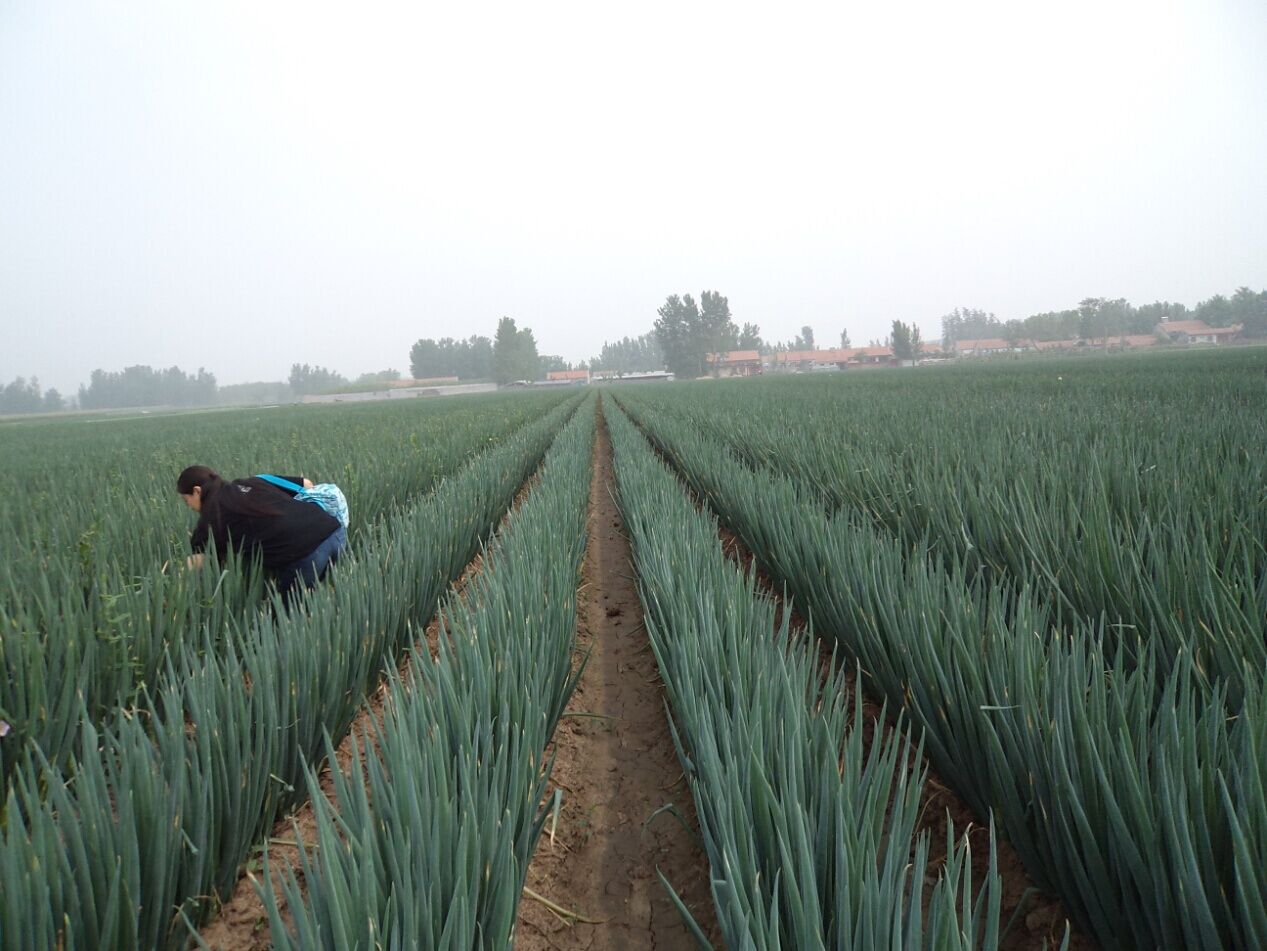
[515, 401, 718, 951]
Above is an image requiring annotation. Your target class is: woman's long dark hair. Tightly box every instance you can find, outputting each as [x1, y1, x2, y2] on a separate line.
[177, 465, 286, 518]
[177, 464, 222, 499]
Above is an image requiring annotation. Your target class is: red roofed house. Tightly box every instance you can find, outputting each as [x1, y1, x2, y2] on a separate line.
[1157, 320, 1241, 344]
[705, 350, 763, 377]
[765, 349, 876, 372]
[954, 338, 1022, 356]
[917, 342, 945, 360]
[1085, 335, 1162, 349]
[770, 348, 860, 372]
[771, 349, 819, 372]
[852, 346, 895, 366]
[546, 369, 591, 384]
[1032, 339, 1079, 352]
[815, 348, 858, 367]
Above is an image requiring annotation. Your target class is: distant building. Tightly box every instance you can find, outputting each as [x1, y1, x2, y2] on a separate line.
[590, 370, 674, 384]
[953, 338, 1018, 356]
[705, 350, 763, 377]
[916, 342, 946, 360]
[815, 347, 862, 367]
[303, 382, 497, 403]
[546, 369, 591, 385]
[1032, 339, 1079, 352]
[1156, 320, 1241, 344]
[392, 376, 460, 387]
[852, 346, 896, 366]
[766, 347, 918, 370]
[1119, 334, 1160, 348]
[770, 349, 817, 372]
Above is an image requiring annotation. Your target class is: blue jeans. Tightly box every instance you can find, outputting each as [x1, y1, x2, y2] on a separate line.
[276, 526, 347, 607]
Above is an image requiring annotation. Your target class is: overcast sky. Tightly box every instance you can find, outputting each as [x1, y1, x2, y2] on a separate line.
[3, 0, 1265, 392]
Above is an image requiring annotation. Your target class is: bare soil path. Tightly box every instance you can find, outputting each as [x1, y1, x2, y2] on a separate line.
[515, 401, 718, 951]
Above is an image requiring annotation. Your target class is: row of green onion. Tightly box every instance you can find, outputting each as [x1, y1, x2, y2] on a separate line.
[606, 401, 1009, 949]
[0, 395, 581, 950]
[618, 388, 1264, 951]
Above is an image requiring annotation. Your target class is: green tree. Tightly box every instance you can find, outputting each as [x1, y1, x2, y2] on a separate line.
[654, 294, 702, 378]
[1017, 309, 1080, 341]
[590, 333, 664, 372]
[1102, 299, 1132, 338]
[840, 328, 851, 348]
[1195, 294, 1235, 327]
[0, 377, 44, 414]
[79, 365, 218, 408]
[792, 325, 816, 350]
[409, 335, 494, 380]
[941, 307, 1000, 348]
[288, 364, 346, 396]
[493, 317, 541, 384]
[493, 317, 520, 383]
[1077, 298, 1132, 345]
[654, 290, 740, 377]
[408, 338, 443, 378]
[1231, 287, 1267, 337]
[890, 320, 915, 361]
[1078, 298, 1110, 342]
[540, 355, 571, 373]
[463, 335, 495, 378]
[698, 290, 739, 375]
[519, 327, 541, 378]
[738, 322, 763, 350]
[1003, 319, 1027, 348]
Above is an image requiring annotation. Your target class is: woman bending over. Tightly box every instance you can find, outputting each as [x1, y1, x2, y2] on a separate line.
[176, 465, 347, 606]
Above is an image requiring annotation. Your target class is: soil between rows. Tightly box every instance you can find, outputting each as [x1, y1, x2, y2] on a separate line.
[515, 401, 718, 950]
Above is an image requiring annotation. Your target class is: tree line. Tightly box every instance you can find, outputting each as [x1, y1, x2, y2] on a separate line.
[588, 333, 663, 373]
[408, 335, 494, 381]
[408, 317, 568, 384]
[2, 366, 222, 415]
[414, 297, 755, 381]
[941, 287, 1267, 348]
[639, 284, 1267, 377]
[1, 362, 402, 414]
[7, 284, 1265, 415]
[78, 365, 218, 410]
[0, 378, 65, 415]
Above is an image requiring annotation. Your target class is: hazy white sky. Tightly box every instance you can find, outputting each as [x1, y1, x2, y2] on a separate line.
[3, 0, 1265, 391]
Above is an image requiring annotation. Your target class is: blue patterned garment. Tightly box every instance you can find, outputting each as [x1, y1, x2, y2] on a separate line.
[255, 474, 350, 528]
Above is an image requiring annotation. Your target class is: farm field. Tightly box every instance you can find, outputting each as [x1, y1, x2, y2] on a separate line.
[2, 347, 1265, 949]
